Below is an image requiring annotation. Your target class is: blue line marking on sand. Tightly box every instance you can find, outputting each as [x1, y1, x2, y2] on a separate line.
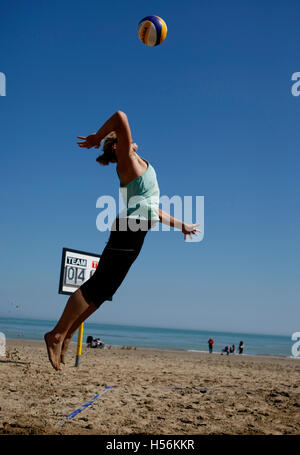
[58, 386, 114, 428]
[58, 385, 209, 428]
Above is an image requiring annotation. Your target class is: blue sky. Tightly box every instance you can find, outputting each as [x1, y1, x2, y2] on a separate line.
[0, 0, 299, 335]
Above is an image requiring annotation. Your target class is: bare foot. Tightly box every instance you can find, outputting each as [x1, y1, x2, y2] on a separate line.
[44, 332, 63, 371]
[60, 337, 72, 365]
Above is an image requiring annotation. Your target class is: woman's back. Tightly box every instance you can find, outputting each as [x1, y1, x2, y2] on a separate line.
[117, 155, 160, 226]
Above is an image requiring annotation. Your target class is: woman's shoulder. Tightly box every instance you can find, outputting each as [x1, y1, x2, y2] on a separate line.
[117, 154, 149, 186]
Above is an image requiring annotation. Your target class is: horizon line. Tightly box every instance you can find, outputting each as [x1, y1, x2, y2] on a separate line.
[0, 314, 292, 338]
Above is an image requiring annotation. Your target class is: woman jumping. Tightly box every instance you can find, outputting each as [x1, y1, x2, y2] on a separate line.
[45, 110, 200, 370]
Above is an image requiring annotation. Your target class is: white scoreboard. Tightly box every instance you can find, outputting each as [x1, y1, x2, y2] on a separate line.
[58, 247, 112, 300]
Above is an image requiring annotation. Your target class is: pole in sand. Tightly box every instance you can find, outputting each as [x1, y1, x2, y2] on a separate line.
[75, 322, 84, 367]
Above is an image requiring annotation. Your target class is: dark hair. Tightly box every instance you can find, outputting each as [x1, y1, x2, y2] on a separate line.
[96, 134, 118, 166]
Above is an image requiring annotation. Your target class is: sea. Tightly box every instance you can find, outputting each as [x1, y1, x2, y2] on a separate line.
[0, 317, 297, 358]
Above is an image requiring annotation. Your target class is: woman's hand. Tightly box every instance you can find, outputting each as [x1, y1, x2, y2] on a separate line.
[181, 223, 201, 241]
[77, 134, 101, 149]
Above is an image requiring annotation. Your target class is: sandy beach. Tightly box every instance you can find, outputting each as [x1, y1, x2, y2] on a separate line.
[0, 339, 299, 435]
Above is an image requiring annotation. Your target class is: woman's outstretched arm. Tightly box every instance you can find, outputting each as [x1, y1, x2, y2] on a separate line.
[158, 208, 201, 240]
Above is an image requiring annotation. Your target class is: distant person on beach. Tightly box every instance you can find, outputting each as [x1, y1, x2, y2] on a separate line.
[44, 111, 201, 371]
[239, 341, 244, 354]
[230, 344, 235, 354]
[96, 338, 104, 348]
[86, 335, 93, 347]
[221, 345, 230, 355]
[86, 336, 97, 348]
[208, 337, 214, 354]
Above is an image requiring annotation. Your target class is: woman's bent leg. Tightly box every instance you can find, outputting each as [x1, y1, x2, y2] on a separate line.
[60, 303, 103, 364]
[44, 289, 97, 371]
[46, 219, 150, 370]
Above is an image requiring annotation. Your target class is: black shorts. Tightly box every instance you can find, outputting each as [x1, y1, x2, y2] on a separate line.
[79, 218, 152, 308]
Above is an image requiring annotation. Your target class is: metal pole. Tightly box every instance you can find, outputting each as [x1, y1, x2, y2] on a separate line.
[75, 322, 84, 367]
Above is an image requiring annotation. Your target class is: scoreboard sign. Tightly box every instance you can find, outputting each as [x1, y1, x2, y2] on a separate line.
[59, 247, 112, 300]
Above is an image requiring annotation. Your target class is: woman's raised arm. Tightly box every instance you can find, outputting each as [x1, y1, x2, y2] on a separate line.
[77, 110, 132, 160]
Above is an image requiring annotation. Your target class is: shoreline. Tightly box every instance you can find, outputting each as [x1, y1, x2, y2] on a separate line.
[4, 337, 298, 361]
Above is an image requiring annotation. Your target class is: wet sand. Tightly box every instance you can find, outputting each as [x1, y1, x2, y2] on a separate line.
[0, 339, 299, 435]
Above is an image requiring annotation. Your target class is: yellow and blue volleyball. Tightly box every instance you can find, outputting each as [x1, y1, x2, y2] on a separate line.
[138, 15, 167, 47]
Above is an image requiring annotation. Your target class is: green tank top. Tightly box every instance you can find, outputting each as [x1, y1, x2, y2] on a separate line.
[117, 157, 160, 227]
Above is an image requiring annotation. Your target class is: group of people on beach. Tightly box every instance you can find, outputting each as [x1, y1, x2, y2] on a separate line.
[208, 338, 244, 355]
[221, 344, 236, 355]
[86, 336, 105, 349]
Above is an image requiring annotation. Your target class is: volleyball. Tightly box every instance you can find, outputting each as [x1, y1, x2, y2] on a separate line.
[138, 15, 167, 47]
